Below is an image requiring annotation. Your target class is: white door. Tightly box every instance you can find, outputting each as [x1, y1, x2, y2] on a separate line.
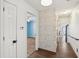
[3, 1, 17, 58]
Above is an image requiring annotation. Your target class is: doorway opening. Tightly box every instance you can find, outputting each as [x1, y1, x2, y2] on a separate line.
[61, 24, 69, 43]
[26, 13, 37, 57]
[65, 24, 69, 43]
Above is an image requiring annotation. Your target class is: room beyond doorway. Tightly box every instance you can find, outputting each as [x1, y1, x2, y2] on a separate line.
[26, 14, 37, 57]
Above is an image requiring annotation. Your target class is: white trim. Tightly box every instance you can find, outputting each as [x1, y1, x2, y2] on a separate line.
[1, 0, 4, 57]
[35, 15, 39, 50]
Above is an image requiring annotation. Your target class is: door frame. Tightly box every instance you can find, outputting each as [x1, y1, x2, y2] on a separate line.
[65, 24, 69, 43]
[26, 12, 39, 54]
[0, 0, 17, 57]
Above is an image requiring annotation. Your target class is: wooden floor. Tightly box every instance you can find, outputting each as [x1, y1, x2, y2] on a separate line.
[28, 41, 77, 58]
[27, 37, 35, 57]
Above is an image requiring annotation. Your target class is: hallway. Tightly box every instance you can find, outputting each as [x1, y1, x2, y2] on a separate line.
[0, 0, 79, 58]
[28, 41, 77, 58]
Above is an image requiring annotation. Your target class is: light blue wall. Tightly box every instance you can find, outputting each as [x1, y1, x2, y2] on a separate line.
[27, 21, 34, 37]
[27, 16, 36, 37]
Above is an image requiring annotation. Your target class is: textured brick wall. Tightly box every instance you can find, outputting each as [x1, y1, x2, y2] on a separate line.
[39, 8, 57, 52]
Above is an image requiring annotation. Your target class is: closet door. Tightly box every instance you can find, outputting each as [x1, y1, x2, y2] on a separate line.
[3, 1, 17, 58]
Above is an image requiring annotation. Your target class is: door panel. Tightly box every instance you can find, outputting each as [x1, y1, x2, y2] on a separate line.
[3, 1, 17, 58]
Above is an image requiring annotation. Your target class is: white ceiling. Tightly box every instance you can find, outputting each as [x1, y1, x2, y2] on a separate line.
[25, 0, 79, 12]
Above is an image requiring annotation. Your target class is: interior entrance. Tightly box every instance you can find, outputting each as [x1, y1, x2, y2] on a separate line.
[26, 12, 36, 57]
[65, 24, 69, 43]
[61, 24, 69, 43]
[3, 1, 17, 58]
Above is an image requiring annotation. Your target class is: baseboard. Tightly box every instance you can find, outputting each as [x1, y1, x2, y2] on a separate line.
[38, 48, 56, 55]
[27, 37, 35, 39]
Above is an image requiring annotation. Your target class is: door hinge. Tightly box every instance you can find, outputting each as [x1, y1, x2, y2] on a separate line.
[3, 36, 5, 40]
[3, 7, 5, 12]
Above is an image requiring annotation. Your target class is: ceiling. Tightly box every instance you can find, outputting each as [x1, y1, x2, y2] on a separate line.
[25, 0, 79, 12]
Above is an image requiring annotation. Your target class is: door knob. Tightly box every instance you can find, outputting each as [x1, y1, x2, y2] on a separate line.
[13, 40, 17, 43]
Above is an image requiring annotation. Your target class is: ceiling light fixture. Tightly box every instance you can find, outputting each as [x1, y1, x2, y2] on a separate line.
[41, 0, 53, 6]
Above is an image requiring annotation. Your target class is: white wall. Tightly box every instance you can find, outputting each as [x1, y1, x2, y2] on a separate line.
[0, 0, 39, 58]
[39, 8, 57, 52]
[68, 5, 79, 57]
